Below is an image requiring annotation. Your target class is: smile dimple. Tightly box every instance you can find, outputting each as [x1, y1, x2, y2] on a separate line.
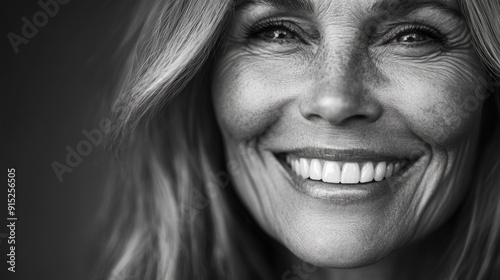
[286, 155, 407, 184]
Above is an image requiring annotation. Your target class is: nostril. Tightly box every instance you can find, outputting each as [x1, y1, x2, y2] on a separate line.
[308, 112, 372, 126]
[300, 95, 382, 126]
[342, 114, 371, 123]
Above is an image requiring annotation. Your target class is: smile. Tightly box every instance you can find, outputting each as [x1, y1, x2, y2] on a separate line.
[274, 149, 421, 202]
[286, 155, 409, 184]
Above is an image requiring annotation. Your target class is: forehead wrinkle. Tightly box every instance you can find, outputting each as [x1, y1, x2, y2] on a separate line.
[236, 0, 462, 17]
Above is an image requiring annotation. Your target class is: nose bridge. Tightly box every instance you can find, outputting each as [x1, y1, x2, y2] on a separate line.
[318, 47, 366, 101]
[301, 42, 380, 125]
[312, 25, 368, 84]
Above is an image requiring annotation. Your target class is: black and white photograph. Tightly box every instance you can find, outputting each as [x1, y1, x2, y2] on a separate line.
[3, 0, 500, 279]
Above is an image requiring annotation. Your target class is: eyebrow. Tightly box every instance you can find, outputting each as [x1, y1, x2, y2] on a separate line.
[236, 0, 462, 18]
[370, 0, 463, 18]
[235, 0, 315, 13]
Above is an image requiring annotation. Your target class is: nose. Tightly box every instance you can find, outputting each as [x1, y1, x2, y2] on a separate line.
[300, 66, 382, 126]
[300, 86, 381, 126]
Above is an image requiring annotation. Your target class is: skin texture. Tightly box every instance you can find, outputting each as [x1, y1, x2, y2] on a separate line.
[211, 0, 488, 277]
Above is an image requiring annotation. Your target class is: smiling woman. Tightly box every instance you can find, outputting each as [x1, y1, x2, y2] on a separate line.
[94, 0, 500, 279]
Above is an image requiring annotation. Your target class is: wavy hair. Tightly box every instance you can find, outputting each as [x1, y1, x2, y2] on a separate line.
[94, 0, 500, 279]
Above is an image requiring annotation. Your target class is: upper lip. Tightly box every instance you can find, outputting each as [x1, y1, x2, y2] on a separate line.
[276, 147, 424, 162]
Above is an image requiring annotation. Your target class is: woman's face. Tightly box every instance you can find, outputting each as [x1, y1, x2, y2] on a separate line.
[212, 0, 487, 267]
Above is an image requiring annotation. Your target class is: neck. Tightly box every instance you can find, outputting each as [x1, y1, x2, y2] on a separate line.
[316, 257, 395, 280]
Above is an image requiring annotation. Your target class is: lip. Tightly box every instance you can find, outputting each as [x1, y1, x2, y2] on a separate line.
[274, 148, 422, 203]
[277, 147, 421, 162]
[289, 171, 392, 203]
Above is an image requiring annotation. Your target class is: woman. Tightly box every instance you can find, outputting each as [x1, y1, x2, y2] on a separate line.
[95, 0, 500, 279]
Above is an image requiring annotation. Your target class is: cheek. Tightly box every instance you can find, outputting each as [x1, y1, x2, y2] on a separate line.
[378, 57, 487, 147]
[375, 56, 487, 234]
[211, 52, 310, 140]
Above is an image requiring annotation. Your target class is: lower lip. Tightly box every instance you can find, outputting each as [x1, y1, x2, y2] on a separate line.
[280, 158, 407, 204]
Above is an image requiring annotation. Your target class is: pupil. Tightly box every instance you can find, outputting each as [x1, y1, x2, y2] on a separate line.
[267, 30, 289, 39]
[401, 33, 427, 42]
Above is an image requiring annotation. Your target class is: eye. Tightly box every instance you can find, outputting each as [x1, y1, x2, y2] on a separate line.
[245, 19, 307, 44]
[261, 29, 297, 41]
[397, 33, 431, 43]
[389, 24, 444, 47]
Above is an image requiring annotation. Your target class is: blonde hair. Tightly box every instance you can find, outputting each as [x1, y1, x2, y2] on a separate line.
[94, 0, 500, 279]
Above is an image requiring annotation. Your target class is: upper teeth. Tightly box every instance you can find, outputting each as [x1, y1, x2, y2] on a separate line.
[286, 155, 405, 184]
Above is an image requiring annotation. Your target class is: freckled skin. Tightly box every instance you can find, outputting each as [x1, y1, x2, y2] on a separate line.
[211, 0, 487, 270]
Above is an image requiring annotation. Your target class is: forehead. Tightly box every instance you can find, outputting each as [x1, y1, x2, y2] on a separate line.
[237, 0, 461, 17]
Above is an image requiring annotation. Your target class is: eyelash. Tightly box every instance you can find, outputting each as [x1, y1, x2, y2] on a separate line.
[386, 23, 445, 46]
[244, 19, 445, 47]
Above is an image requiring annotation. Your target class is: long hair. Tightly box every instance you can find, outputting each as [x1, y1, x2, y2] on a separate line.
[95, 1, 272, 279]
[443, 1, 500, 279]
[94, 0, 500, 279]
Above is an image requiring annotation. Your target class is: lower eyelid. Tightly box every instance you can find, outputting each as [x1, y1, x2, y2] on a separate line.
[242, 39, 312, 55]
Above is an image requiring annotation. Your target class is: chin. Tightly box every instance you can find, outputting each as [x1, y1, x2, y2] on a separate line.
[282, 230, 396, 268]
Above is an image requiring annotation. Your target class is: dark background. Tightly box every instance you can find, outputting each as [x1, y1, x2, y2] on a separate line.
[3, 1, 134, 279]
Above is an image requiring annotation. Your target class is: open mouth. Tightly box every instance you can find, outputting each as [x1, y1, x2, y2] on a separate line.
[284, 155, 410, 184]
[273, 151, 419, 201]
